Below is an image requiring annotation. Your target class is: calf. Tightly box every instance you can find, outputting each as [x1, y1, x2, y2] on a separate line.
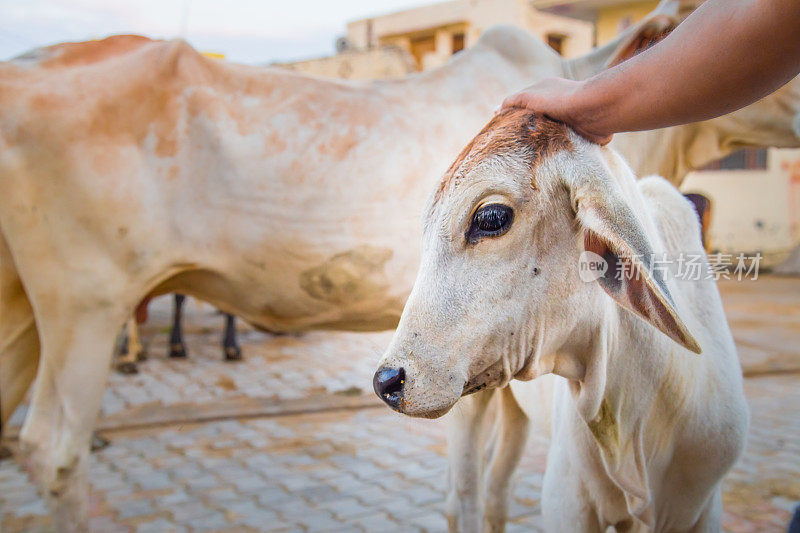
[168, 295, 242, 361]
[115, 295, 242, 374]
[374, 109, 749, 531]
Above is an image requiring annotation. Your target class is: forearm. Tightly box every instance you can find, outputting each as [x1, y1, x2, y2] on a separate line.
[574, 0, 800, 136]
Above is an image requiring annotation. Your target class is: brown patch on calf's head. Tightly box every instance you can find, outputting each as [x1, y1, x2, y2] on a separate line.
[434, 108, 571, 201]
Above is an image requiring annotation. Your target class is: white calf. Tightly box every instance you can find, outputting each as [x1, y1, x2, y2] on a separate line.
[374, 108, 749, 532]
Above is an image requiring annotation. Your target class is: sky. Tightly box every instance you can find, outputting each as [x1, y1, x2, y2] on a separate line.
[0, 0, 434, 64]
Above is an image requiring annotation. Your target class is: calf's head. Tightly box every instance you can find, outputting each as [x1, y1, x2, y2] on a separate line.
[373, 109, 700, 418]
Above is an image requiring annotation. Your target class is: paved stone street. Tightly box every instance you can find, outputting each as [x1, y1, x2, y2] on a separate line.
[1, 277, 799, 532]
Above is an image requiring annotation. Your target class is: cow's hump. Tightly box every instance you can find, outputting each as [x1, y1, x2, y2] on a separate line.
[474, 25, 560, 66]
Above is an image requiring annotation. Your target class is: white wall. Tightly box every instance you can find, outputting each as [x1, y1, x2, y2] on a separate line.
[680, 148, 800, 264]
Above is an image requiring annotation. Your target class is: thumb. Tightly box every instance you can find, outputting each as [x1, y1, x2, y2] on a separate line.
[577, 129, 613, 146]
[501, 92, 531, 110]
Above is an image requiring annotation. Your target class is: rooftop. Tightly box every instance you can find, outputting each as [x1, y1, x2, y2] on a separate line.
[531, 0, 656, 20]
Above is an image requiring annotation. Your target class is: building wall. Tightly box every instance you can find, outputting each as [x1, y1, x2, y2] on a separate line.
[596, 1, 659, 44]
[280, 0, 591, 79]
[527, 7, 595, 57]
[680, 149, 800, 264]
[275, 47, 415, 80]
[346, 0, 594, 72]
[378, 22, 470, 70]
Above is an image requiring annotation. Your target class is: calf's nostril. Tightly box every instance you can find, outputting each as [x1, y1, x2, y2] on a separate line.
[373, 366, 405, 409]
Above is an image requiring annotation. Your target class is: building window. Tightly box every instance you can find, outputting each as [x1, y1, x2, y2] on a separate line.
[546, 34, 566, 55]
[452, 33, 465, 54]
[701, 148, 768, 171]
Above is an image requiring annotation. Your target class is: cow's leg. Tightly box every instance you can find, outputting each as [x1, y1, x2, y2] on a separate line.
[0, 313, 38, 461]
[446, 388, 496, 533]
[0, 230, 40, 452]
[19, 308, 120, 531]
[222, 313, 242, 361]
[114, 317, 140, 374]
[169, 293, 187, 358]
[483, 386, 530, 533]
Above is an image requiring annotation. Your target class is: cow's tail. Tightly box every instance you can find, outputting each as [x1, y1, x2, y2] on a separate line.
[0, 225, 40, 439]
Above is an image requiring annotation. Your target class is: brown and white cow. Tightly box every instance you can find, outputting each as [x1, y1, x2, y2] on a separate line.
[0, 28, 561, 529]
[0, 2, 797, 528]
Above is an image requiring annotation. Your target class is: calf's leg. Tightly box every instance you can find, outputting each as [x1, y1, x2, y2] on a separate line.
[19, 307, 121, 531]
[129, 318, 144, 362]
[687, 487, 722, 532]
[222, 313, 242, 361]
[114, 317, 142, 374]
[169, 293, 187, 358]
[483, 386, 530, 533]
[446, 388, 496, 533]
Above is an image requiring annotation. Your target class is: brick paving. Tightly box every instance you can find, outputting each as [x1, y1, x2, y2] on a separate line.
[1, 277, 799, 532]
[6, 296, 393, 428]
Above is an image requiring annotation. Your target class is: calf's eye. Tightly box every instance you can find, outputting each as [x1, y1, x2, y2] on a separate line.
[467, 203, 514, 244]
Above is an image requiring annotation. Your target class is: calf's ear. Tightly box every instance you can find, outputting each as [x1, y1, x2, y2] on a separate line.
[565, 157, 702, 354]
[607, 14, 677, 67]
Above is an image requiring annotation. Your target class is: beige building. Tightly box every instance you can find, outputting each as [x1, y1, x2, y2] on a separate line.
[533, 0, 661, 44]
[346, 0, 594, 71]
[534, 0, 800, 263]
[681, 150, 800, 264]
[277, 0, 593, 79]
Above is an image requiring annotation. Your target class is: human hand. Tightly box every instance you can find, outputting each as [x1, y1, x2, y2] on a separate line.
[501, 78, 613, 145]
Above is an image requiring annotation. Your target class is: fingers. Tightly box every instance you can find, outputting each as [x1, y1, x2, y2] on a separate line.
[495, 96, 518, 114]
[495, 95, 530, 115]
[501, 92, 537, 111]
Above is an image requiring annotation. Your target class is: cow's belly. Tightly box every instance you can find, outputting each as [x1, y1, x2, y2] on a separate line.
[157, 236, 419, 332]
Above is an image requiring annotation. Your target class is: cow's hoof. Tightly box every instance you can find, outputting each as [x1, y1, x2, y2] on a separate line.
[224, 347, 242, 362]
[90, 433, 110, 452]
[116, 361, 139, 375]
[169, 344, 187, 358]
[136, 349, 147, 362]
[0, 445, 12, 461]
